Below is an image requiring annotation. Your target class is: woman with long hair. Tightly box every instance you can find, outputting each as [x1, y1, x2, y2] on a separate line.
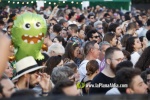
[126, 36, 142, 66]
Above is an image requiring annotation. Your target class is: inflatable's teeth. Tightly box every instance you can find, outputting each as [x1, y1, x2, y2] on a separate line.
[30, 41, 34, 44]
[24, 34, 28, 37]
[24, 40, 28, 43]
[29, 35, 33, 38]
[37, 40, 41, 43]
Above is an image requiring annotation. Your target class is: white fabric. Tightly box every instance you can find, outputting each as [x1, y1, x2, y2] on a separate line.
[68, 20, 77, 25]
[105, 87, 121, 95]
[130, 52, 140, 67]
[78, 59, 101, 82]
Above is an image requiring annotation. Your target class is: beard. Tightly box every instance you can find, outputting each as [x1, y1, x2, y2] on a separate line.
[110, 62, 116, 74]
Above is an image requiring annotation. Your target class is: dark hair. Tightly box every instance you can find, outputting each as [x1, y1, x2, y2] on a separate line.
[64, 62, 78, 73]
[11, 89, 37, 98]
[121, 34, 132, 47]
[86, 60, 99, 76]
[115, 68, 141, 93]
[147, 19, 150, 26]
[78, 14, 85, 23]
[103, 32, 116, 44]
[126, 36, 138, 53]
[53, 24, 62, 34]
[44, 55, 62, 75]
[141, 69, 150, 84]
[84, 25, 93, 35]
[36, 53, 49, 66]
[122, 50, 131, 60]
[68, 11, 76, 20]
[102, 21, 109, 34]
[0, 20, 4, 25]
[146, 30, 150, 41]
[86, 29, 98, 41]
[105, 47, 121, 60]
[108, 23, 119, 33]
[7, 19, 13, 24]
[50, 79, 74, 96]
[0, 74, 8, 95]
[88, 13, 95, 19]
[63, 42, 79, 61]
[68, 24, 78, 33]
[53, 36, 67, 47]
[124, 12, 131, 21]
[139, 36, 145, 47]
[135, 46, 150, 71]
[116, 61, 133, 72]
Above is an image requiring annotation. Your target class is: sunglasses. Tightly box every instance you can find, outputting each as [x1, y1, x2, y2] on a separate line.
[92, 35, 100, 38]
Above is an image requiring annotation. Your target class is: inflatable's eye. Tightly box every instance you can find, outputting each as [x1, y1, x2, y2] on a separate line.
[34, 22, 41, 29]
[23, 23, 31, 30]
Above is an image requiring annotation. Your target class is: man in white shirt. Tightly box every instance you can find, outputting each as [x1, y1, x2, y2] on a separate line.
[78, 41, 101, 81]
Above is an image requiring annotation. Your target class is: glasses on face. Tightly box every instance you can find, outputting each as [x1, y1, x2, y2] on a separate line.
[92, 35, 100, 39]
[96, 27, 103, 30]
[50, 23, 55, 26]
[90, 17, 94, 19]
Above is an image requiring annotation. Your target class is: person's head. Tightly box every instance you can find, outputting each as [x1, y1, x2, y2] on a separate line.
[84, 41, 100, 59]
[4, 62, 13, 78]
[63, 42, 80, 61]
[146, 30, 150, 41]
[116, 68, 148, 94]
[86, 29, 101, 43]
[86, 60, 99, 76]
[48, 43, 65, 57]
[88, 13, 95, 23]
[51, 66, 74, 84]
[64, 62, 79, 82]
[135, 46, 150, 71]
[59, 19, 68, 28]
[50, 79, 80, 96]
[44, 55, 63, 75]
[68, 24, 78, 35]
[141, 69, 150, 91]
[94, 21, 103, 34]
[121, 34, 132, 48]
[68, 11, 77, 20]
[53, 36, 67, 47]
[78, 14, 85, 23]
[84, 25, 93, 35]
[0, 74, 15, 98]
[105, 47, 124, 73]
[53, 24, 62, 35]
[126, 37, 141, 53]
[122, 50, 131, 61]
[139, 36, 148, 48]
[50, 18, 58, 25]
[116, 39, 122, 50]
[11, 89, 38, 98]
[78, 29, 85, 40]
[108, 23, 122, 37]
[116, 61, 133, 72]
[36, 53, 49, 66]
[12, 56, 46, 89]
[99, 41, 111, 60]
[126, 22, 137, 35]
[103, 32, 117, 47]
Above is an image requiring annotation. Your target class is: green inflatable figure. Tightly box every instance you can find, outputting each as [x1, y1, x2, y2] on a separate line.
[11, 12, 47, 61]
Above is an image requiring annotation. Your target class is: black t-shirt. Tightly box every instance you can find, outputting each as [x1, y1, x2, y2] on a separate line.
[89, 72, 115, 94]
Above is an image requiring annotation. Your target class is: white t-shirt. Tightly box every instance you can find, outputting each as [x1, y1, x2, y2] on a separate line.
[68, 20, 77, 25]
[78, 59, 101, 82]
[130, 52, 140, 67]
[105, 87, 121, 95]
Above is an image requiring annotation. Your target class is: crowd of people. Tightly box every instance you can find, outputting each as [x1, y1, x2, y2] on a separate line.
[0, 4, 150, 98]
